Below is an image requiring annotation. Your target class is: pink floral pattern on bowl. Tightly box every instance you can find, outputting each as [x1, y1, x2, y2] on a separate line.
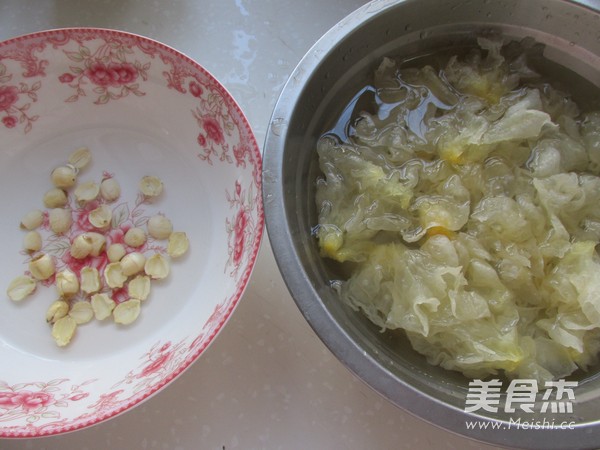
[0, 28, 263, 438]
[0, 67, 41, 133]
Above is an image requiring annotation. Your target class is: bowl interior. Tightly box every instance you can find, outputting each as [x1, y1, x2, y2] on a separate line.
[265, 0, 600, 446]
[0, 28, 262, 437]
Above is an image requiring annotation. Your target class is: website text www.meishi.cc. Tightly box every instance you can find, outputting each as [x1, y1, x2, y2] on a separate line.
[465, 417, 576, 431]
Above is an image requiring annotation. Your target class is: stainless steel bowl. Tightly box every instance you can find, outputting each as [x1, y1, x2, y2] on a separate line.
[263, 0, 600, 447]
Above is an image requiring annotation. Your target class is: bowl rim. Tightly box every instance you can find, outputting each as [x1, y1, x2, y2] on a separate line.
[262, 0, 600, 448]
[0, 26, 264, 438]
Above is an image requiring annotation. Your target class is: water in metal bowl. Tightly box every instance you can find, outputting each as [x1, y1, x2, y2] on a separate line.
[263, 0, 600, 448]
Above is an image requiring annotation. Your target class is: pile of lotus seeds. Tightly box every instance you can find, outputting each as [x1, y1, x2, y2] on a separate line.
[6, 147, 190, 347]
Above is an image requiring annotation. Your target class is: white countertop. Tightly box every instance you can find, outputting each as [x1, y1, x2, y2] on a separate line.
[0, 1, 502, 449]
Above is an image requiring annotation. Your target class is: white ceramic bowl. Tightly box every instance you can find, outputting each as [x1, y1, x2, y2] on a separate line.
[0, 28, 262, 437]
